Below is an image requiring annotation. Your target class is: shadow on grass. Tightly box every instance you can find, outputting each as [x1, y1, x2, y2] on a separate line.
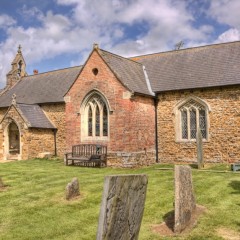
[163, 210, 175, 231]
[189, 164, 198, 169]
[228, 181, 240, 194]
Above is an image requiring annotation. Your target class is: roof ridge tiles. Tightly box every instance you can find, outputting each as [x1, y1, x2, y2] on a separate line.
[24, 65, 82, 78]
[130, 40, 240, 60]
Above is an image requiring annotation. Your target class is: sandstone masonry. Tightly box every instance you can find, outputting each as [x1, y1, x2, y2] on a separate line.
[157, 86, 240, 164]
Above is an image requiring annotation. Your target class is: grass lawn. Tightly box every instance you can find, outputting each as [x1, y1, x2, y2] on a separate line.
[0, 159, 239, 240]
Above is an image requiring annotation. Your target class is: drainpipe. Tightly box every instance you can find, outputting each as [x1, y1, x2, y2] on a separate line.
[53, 129, 57, 156]
[154, 97, 159, 163]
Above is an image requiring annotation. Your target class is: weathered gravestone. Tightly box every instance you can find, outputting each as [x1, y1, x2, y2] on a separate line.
[97, 174, 148, 240]
[65, 177, 80, 200]
[0, 177, 4, 188]
[197, 128, 204, 169]
[174, 165, 196, 234]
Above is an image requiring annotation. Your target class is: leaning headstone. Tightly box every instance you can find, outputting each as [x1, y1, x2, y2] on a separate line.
[174, 165, 196, 234]
[65, 177, 80, 200]
[196, 128, 204, 169]
[97, 174, 148, 240]
[0, 177, 4, 188]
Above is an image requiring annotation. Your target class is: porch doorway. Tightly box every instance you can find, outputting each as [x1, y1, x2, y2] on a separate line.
[8, 122, 20, 158]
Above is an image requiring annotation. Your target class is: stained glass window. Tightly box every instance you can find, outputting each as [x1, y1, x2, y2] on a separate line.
[86, 93, 109, 138]
[199, 110, 206, 138]
[103, 104, 108, 136]
[88, 106, 92, 136]
[181, 110, 188, 139]
[95, 105, 100, 136]
[179, 98, 208, 141]
[190, 109, 197, 139]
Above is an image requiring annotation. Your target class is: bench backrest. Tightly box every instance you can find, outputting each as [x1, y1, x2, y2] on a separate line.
[72, 144, 107, 158]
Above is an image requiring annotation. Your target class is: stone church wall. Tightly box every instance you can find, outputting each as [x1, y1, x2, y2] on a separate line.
[65, 50, 156, 167]
[41, 103, 66, 157]
[27, 128, 55, 159]
[157, 86, 240, 163]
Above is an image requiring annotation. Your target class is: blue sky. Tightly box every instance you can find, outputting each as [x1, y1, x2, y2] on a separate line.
[0, 0, 240, 88]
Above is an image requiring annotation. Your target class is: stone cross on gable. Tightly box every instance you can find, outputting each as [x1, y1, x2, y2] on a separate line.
[12, 94, 17, 105]
[18, 44, 22, 53]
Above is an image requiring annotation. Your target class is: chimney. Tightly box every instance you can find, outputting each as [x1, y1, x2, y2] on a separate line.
[33, 69, 38, 75]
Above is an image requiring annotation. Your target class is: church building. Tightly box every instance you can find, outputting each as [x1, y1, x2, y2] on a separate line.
[0, 41, 239, 167]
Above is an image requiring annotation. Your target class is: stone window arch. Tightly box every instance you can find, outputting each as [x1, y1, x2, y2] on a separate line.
[174, 97, 211, 141]
[81, 91, 110, 141]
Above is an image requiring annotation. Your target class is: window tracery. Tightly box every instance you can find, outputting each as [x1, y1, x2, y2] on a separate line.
[177, 98, 209, 141]
[83, 93, 109, 139]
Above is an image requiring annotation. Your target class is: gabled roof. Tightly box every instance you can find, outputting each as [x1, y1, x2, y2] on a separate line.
[17, 103, 56, 129]
[1, 103, 56, 129]
[99, 49, 154, 96]
[0, 66, 82, 107]
[133, 41, 240, 92]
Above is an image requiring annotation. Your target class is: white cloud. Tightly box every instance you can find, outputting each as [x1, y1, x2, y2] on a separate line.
[216, 28, 240, 43]
[0, 14, 16, 29]
[0, 0, 219, 87]
[209, 0, 240, 27]
[55, 0, 79, 5]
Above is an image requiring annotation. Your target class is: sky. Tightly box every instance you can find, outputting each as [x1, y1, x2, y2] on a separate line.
[0, 0, 240, 88]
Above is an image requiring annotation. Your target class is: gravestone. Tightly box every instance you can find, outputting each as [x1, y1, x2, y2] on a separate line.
[174, 165, 196, 234]
[197, 128, 204, 169]
[97, 174, 148, 240]
[0, 177, 4, 188]
[65, 177, 80, 200]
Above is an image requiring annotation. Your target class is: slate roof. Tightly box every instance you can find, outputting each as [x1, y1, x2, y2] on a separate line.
[99, 49, 154, 96]
[17, 103, 56, 129]
[0, 66, 82, 107]
[134, 41, 240, 92]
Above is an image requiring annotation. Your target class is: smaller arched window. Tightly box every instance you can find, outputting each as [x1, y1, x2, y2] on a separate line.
[175, 97, 210, 141]
[82, 92, 109, 140]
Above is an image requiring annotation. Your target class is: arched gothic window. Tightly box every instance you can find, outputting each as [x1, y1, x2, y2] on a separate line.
[83, 93, 109, 139]
[175, 97, 210, 141]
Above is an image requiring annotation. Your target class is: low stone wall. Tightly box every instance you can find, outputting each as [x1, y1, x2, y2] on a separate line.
[107, 150, 156, 167]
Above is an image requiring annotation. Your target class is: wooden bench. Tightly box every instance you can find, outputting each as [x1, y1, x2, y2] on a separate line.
[231, 163, 240, 172]
[65, 144, 107, 167]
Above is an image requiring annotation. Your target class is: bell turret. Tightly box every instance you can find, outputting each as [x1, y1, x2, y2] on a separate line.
[6, 45, 27, 88]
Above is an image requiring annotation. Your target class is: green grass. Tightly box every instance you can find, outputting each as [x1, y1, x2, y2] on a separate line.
[0, 159, 239, 240]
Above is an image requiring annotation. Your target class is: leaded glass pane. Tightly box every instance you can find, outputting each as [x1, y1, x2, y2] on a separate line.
[181, 110, 188, 139]
[103, 104, 108, 136]
[199, 109, 206, 138]
[190, 109, 197, 139]
[88, 106, 92, 136]
[95, 105, 100, 136]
